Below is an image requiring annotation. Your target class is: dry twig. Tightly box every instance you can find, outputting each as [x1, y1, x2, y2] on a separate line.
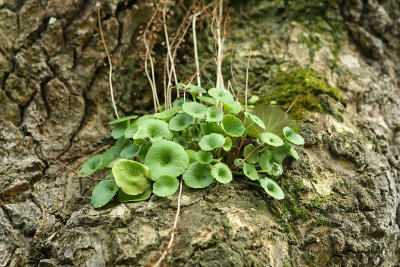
[97, 6, 119, 119]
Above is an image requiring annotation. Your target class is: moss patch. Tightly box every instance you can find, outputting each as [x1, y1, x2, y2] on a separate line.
[278, 176, 336, 232]
[278, 177, 311, 232]
[265, 68, 341, 121]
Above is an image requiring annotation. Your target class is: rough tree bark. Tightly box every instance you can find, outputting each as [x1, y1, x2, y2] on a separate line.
[0, 0, 399, 266]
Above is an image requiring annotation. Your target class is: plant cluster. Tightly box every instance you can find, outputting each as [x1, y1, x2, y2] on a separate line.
[77, 84, 304, 208]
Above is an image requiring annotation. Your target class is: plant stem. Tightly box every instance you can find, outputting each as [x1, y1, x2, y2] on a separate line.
[215, 0, 224, 89]
[232, 142, 265, 170]
[216, 147, 222, 159]
[153, 178, 183, 267]
[243, 50, 251, 125]
[97, 7, 119, 119]
[142, 2, 161, 112]
[163, 0, 178, 109]
[193, 12, 201, 88]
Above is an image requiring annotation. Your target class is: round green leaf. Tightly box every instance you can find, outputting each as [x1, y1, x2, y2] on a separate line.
[206, 107, 223, 122]
[178, 83, 206, 94]
[138, 141, 152, 163]
[289, 145, 299, 160]
[244, 112, 266, 129]
[109, 115, 138, 125]
[77, 154, 103, 177]
[187, 84, 207, 94]
[111, 121, 130, 139]
[223, 137, 232, 151]
[118, 188, 152, 202]
[195, 150, 213, 164]
[243, 163, 259, 180]
[112, 159, 150, 195]
[197, 96, 216, 105]
[182, 102, 208, 119]
[272, 143, 291, 163]
[248, 95, 259, 104]
[173, 136, 188, 149]
[243, 144, 259, 164]
[260, 132, 284, 147]
[124, 124, 138, 138]
[246, 104, 297, 138]
[234, 158, 244, 167]
[101, 144, 124, 168]
[283, 127, 304, 145]
[173, 99, 186, 107]
[199, 133, 225, 151]
[153, 175, 179, 197]
[177, 83, 187, 91]
[183, 162, 214, 188]
[259, 152, 274, 171]
[211, 163, 232, 184]
[169, 113, 194, 131]
[133, 119, 172, 141]
[271, 162, 283, 177]
[186, 149, 197, 164]
[222, 115, 245, 137]
[208, 88, 234, 102]
[201, 122, 223, 135]
[131, 114, 155, 127]
[144, 140, 189, 180]
[154, 106, 180, 120]
[120, 143, 141, 159]
[91, 180, 118, 208]
[223, 101, 242, 114]
[259, 178, 284, 200]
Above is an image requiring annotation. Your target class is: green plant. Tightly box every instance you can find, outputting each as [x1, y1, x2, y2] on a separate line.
[78, 85, 304, 208]
[83, 3, 308, 265]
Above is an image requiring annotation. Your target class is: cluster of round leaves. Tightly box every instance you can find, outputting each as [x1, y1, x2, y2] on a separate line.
[77, 84, 304, 208]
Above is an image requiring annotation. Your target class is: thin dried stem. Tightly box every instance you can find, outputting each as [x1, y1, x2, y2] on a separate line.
[227, 80, 237, 99]
[186, 58, 213, 86]
[51, 156, 106, 181]
[150, 55, 161, 109]
[153, 178, 183, 267]
[286, 93, 301, 114]
[215, 0, 225, 89]
[244, 50, 252, 112]
[163, 0, 178, 109]
[193, 13, 201, 87]
[190, 1, 216, 88]
[232, 142, 265, 170]
[97, 7, 119, 119]
[229, 44, 244, 99]
[143, 2, 161, 112]
[243, 50, 252, 126]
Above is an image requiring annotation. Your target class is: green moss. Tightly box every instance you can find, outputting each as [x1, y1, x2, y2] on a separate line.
[278, 177, 311, 232]
[265, 68, 341, 121]
[283, 196, 311, 220]
[308, 195, 332, 209]
[314, 215, 331, 227]
[278, 177, 337, 232]
[207, 236, 219, 246]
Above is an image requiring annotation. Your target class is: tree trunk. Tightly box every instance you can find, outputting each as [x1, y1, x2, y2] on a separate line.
[0, 0, 399, 266]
